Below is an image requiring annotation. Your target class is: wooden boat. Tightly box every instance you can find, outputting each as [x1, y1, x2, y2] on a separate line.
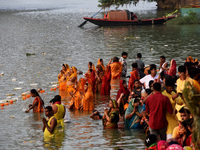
[83, 10, 176, 26]
[190, 4, 200, 8]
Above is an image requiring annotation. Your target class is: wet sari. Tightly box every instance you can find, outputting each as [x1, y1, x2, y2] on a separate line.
[97, 59, 105, 72]
[167, 59, 177, 76]
[82, 83, 94, 111]
[85, 71, 96, 94]
[33, 97, 44, 113]
[103, 100, 119, 129]
[69, 82, 83, 110]
[116, 80, 130, 101]
[128, 70, 139, 91]
[79, 78, 86, 93]
[101, 66, 111, 95]
[95, 65, 104, 93]
[110, 62, 122, 79]
[66, 66, 77, 93]
[58, 64, 70, 91]
[125, 98, 143, 129]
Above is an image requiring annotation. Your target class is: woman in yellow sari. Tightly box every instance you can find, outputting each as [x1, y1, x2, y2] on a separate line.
[66, 66, 77, 93]
[109, 57, 122, 79]
[81, 83, 94, 111]
[97, 59, 105, 72]
[58, 64, 70, 91]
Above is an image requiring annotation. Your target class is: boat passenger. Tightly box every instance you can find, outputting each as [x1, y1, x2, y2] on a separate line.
[131, 12, 138, 20]
[42, 106, 57, 137]
[51, 95, 65, 127]
[109, 57, 122, 79]
[102, 100, 119, 129]
[81, 83, 94, 111]
[119, 52, 128, 77]
[26, 89, 44, 113]
[125, 97, 143, 129]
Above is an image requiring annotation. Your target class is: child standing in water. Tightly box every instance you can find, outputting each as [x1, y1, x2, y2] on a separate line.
[119, 52, 128, 77]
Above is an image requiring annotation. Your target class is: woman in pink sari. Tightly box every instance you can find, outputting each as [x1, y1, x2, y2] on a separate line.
[167, 59, 177, 76]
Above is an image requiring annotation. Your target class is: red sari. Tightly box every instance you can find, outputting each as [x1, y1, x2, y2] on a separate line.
[33, 97, 44, 113]
[167, 59, 177, 76]
[116, 80, 130, 101]
[101, 66, 111, 95]
[128, 70, 139, 91]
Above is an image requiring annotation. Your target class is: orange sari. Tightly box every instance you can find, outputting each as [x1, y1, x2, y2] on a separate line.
[58, 64, 70, 91]
[79, 78, 86, 93]
[33, 97, 44, 113]
[128, 70, 139, 91]
[193, 79, 200, 93]
[66, 66, 77, 93]
[110, 62, 122, 79]
[82, 84, 94, 111]
[85, 72, 96, 94]
[97, 59, 105, 72]
[69, 83, 83, 110]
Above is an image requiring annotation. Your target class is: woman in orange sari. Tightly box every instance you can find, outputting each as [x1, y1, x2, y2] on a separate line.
[66, 66, 77, 93]
[79, 78, 86, 93]
[97, 59, 105, 72]
[101, 65, 111, 95]
[95, 65, 104, 93]
[58, 64, 70, 91]
[69, 82, 83, 110]
[81, 83, 94, 111]
[26, 89, 44, 113]
[109, 57, 122, 79]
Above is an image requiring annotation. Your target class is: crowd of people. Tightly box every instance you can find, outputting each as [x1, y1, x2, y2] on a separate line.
[26, 52, 200, 149]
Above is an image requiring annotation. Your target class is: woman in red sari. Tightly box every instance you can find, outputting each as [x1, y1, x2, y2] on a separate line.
[167, 59, 177, 76]
[101, 66, 111, 95]
[128, 63, 139, 92]
[116, 80, 130, 101]
[26, 89, 44, 113]
[85, 69, 96, 94]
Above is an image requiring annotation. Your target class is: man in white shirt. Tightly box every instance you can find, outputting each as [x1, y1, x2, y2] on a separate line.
[140, 64, 158, 89]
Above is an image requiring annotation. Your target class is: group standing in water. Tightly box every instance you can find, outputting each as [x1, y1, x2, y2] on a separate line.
[26, 52, 200, 150]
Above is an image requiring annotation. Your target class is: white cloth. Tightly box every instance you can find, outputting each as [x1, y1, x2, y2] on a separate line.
[140, 74, 158, 89]
[159, 62, 167, 73]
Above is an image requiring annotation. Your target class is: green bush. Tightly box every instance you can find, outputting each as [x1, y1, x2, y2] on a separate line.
[166, 12, 200, 25]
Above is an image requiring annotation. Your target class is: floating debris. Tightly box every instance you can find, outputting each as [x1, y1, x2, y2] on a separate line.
[12, 78, 17, 82]
[26, 53, 35, 56]
[14, 87, 22, 90]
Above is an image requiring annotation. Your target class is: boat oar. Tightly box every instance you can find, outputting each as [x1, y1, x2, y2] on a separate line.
[78, 9, 102, 27]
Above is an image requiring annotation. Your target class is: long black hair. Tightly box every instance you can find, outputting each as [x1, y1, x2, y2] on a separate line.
[30, 89, 44, 106]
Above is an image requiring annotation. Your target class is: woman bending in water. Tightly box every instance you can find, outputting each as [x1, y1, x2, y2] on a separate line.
[102, 100, 119, 129]
[26, 89, 44, 113]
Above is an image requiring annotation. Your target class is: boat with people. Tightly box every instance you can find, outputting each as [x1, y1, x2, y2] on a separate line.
[82, 10, 176, 26]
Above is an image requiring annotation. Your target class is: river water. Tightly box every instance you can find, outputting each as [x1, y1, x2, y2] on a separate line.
[0, 0, 200, 149]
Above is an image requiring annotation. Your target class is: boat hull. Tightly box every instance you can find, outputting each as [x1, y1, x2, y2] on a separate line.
[83, 16, 175, 26]
[191, 5, 200, 8]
